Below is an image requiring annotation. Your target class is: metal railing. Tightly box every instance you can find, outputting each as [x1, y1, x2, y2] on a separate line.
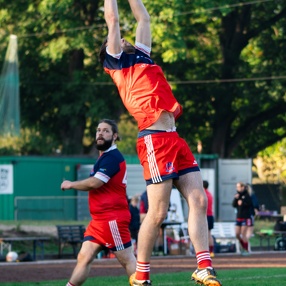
[14, 196, 90, 221]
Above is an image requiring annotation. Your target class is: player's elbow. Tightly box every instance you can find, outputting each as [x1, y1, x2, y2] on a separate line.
[105, 12, 120, 27]
[87, 177, 102, 190]
[138, 14, 150, 26]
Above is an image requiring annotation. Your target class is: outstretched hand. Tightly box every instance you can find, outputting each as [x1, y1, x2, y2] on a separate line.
[61, 180, 73, 191]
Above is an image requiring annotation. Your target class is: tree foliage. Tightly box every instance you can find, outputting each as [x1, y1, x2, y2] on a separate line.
[253, 138, 286, 184]
[0, 0, 285, 159]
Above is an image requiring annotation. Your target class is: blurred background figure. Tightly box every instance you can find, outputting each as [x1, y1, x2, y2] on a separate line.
[232, 182, 253, 255]
[203, 180, 215, 257]
[246, 183, 259, 251]
[129, 196, 140, 255]
[139, 190, 148, 223]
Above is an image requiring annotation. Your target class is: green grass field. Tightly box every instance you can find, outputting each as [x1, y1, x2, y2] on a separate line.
[1, 268, 286, 286]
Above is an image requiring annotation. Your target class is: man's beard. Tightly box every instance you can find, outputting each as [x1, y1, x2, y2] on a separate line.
[96, 138, 113, 151]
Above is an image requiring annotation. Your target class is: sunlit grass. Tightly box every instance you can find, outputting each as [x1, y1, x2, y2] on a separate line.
[1, 268, 285, 286]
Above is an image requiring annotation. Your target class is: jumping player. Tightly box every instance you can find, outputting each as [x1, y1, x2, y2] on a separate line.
[99, 1, 222, 285]
[61, 119, 136, 286]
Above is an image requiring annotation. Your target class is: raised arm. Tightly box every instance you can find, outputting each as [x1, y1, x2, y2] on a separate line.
[104, 0, 122, 55]
[128, 0, 151, 48]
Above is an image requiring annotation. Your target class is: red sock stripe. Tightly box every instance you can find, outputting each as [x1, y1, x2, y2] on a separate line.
[135, 261, 150, 281]
[196, 250, 212, 269]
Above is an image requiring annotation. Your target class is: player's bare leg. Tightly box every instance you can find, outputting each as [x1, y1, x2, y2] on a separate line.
[138, 180, 172, 259]
[114, 247, 136, 277]
[175, 172, 222, 286]
[235, 225, 250, 255]
[66, 241, 99, 286]
[130, 180, 172, 285]
[175, 172, 209, 253]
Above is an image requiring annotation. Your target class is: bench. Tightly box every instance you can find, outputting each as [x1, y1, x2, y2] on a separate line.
[256, 229, 286, 250]
[56, 225, 85, 258]
[0, 236, 51, 260]
[211, 222, 240, 253]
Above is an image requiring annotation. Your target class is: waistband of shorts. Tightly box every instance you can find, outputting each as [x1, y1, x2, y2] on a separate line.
[138, 127, 177, 138]
[236, 218, 247, 221]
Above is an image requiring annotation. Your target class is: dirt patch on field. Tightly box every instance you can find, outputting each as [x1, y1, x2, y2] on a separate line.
[0, 225, 285, 283]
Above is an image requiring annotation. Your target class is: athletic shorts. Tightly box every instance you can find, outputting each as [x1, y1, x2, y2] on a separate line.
[136, 131, 200, 185]
[235, 218, 253, 227]
[207, 215, 214, 230]
[83, 219, 132, 251]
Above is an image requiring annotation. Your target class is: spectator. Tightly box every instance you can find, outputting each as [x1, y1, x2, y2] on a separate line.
[129, 196, 140, 254]
[139, 190, 148, 223]
[246, 183, 259, 250]
[203, 180, 215, 257]
[232, 182, 253, 256]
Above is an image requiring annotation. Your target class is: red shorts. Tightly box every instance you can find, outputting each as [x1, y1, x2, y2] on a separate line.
[136, 131, 199, 185]
[84, 219, 132, 251]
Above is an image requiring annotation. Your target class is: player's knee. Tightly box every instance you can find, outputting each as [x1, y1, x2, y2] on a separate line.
[77, 250, 94, 265]
[189, 190, 207, 212]
[148, 211, 166, 226]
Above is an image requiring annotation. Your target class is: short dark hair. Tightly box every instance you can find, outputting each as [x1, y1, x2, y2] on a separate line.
[98, 119, 120, 141]
[98, 38, 108, 65]
[203, 180, 209, 189]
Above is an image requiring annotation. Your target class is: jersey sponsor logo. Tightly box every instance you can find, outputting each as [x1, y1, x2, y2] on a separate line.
[193, 160, 197, 165]
[165, 162, 175, 173]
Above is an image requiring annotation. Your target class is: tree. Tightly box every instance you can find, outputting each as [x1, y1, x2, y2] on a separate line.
[253, 138, 286, 184]
[0, 0, 285, 159]
[212, 2, 286, 157]
[0, 0, 125, 154]
[157, 0, 286, 158]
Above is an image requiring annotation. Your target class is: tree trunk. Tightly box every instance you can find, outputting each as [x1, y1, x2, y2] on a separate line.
[61, 49, 86, 155]
[211, 7, 251, 158]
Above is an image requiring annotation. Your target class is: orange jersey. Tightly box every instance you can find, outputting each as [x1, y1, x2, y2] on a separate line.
[104, 48, 183, 130]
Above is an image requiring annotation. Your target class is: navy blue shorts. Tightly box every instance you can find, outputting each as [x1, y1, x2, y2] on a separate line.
[235, 218, 252, 227]
[207, 215, 214, 230]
